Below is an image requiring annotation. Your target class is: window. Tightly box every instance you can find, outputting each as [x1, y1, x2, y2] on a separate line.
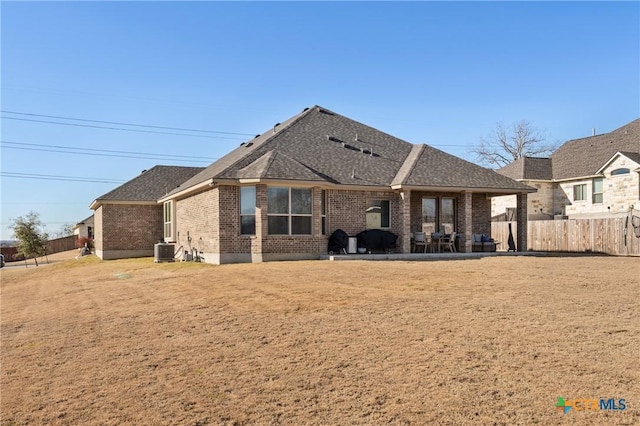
[611, 168, 630, 176]
[321, 190, 327, 235]
[441, 198, 456, 234]
[573, 184, 587, 201]
[87, 226, 93, 239]
[421, 197, 457, 234]
[163, 201, 174, 241]
[240, 186, 256, 235]
[366, 200, 390, 229]
[592, 178, 603, 204]
[422, 198, 437, 234]
[267, 187, 312, 235]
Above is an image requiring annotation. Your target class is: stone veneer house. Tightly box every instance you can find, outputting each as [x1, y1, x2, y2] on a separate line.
[154, 106, 534, 264]
[90, 165, 204, 259]
[493, 118, 640, 220]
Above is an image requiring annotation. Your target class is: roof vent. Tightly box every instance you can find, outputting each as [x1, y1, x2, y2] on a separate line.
[240, 142, 246, 146]
[254, 134, 260, 138]
[351, 168, 356, 179]
[303, 107, 309, 112]
[317, 107, 335, 115]
[141, 169, 147, 174]
[245, 142, 254, 148]
[273, 123, 280, 133]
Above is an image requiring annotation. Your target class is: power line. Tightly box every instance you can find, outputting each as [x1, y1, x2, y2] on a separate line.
[1, 172, 126, 184]
[0, 140, 217, 163]
[1, 116, 248, 140]
[1, 110, 255, 136]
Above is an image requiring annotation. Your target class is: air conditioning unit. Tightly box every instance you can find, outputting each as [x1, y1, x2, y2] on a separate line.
[154, 243, 175, 263]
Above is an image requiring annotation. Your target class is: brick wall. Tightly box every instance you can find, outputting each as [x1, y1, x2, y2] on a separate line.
[94, 206, 104, 253]
[175, 187, 220, 254]
[472, 194, 491, 236]
[101, 204, 163, 250]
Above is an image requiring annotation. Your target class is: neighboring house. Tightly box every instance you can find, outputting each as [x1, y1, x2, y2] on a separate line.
[153, 105, 534, 264]
[493, 118, 640, 220]
[73, 214, 94, 239]
[90, 165, 204, 260]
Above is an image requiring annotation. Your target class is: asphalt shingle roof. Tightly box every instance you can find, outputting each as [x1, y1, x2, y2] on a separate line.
[550, 119, 640, 180]
[166, 106, 533, 196]
[497, 157, 553, 180]
[95, 165, 204, 203]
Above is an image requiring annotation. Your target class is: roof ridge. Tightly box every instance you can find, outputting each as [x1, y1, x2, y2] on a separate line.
[213, 107, 317, 178]
[391, 144, 425, 186]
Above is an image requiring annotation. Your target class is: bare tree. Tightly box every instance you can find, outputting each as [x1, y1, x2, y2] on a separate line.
[472, 120, 556, 168]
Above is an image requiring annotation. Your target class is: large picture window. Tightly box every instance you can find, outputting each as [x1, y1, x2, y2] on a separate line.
[366, 200, 390, 229]
[240, 186, 256, 235]
[592, 178, 603, 204]
[267, 187, 312, 235]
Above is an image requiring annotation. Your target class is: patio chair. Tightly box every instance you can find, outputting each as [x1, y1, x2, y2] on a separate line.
[413, 231, 428, 253]
[439, 232, 456, 252]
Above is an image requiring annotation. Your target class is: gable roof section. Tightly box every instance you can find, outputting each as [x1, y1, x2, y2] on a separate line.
[91, 165, 204, 208]
[596, 151, 640, 174]
[162, 105, 533, 199]
[233, 151, 328, 182]
[550, 118, 640, 180]
[399, 145, 534, 191]
[497, 156, 553, 181]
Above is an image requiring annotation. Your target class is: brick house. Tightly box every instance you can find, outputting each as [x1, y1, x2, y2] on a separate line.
[90, 166, 204, 260]
[156, 106, 534, 264]
[493, 118, 640, 220]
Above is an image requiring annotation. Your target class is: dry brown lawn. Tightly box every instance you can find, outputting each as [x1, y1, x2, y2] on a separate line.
[1, 252, 639, 425]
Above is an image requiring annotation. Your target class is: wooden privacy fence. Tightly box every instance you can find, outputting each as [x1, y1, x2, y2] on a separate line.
[46, 235, 78, 254]
[492, 218, 640, 256]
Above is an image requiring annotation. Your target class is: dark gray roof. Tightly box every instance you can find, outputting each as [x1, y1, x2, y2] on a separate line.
[167, 105, 533, 196]
[497, 157, 553, 180]
[401, 145, 534, 190]
[232, 151, 328, 182]
[550, 118, 640, 180]
[94, 165, 204, 203]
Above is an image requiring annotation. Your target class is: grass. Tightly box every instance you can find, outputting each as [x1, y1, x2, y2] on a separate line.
[1, 253, 639, 425]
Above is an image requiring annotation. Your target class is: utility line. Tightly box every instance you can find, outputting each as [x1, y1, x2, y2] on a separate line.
[1, 145, 211, 163]
[1, 172, 126, 184]
[1, 110, 255, 136]
[0, 140, 217, 163]
[1, 117, 248, 140]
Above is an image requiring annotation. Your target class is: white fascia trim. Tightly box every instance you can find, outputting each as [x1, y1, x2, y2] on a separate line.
[554, 174, 603, 183]
[158, 179, 216, 203]
[90, 200, 157, 209]
[390, 184, 537, 194]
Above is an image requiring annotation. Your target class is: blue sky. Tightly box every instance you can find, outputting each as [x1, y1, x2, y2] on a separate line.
[1, 1, 638, 240]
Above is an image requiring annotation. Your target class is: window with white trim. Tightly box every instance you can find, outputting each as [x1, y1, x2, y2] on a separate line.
[240, 186, 256, 235]
[321, 190, 327, 235]
[573, 184, 587, 201]
[611, 168, 630, 176]
[592, 178, 603, 204]
[267, 187, 312, 235]
[163, 201, 174, 241]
